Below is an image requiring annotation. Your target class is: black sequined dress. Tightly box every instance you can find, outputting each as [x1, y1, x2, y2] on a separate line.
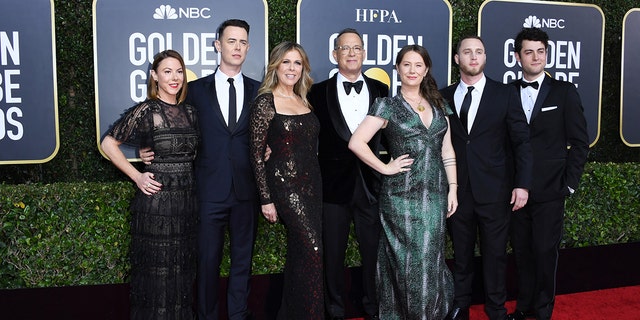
[106, 99, 199, 319]
[249, 93, 324, 319]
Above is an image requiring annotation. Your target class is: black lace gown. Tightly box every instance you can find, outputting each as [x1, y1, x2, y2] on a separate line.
[249, 93, 324, 319]
[106, 99, 199, 319]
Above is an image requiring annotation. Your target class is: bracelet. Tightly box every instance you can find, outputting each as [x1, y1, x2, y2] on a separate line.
[449, 182, 458, 185]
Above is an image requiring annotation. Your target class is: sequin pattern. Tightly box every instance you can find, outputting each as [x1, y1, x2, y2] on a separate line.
[249, 93, 324, 319]
[370, 94, 454, 319]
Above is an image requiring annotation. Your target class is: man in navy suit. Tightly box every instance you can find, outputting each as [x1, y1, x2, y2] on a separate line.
[140, 18, 259, 320]
[441, 35, 532, 320]
[187, 19, 259, 320]
[308, 28, 388, 320]
[507, 28, 589, 320]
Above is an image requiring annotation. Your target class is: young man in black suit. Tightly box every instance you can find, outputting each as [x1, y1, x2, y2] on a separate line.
[507, 28, 589, 320]
[441, 35, 533, 320]
[308, 28, 389, 320]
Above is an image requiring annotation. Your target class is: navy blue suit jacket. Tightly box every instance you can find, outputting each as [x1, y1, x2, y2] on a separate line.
[186, 73, 261, 203]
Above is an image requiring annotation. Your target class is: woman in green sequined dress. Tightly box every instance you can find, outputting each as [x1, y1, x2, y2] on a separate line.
[349, 45, 458, 319]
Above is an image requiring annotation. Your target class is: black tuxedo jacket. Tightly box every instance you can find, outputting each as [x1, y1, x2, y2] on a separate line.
[186, 73, 261, 203]
[512, 75, 588, 202]
[440, 77, 532, 204]
[309, 74, 389, 204]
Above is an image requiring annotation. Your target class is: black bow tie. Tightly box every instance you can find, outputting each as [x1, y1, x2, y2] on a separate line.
[343, 80, 364, 95]
[521, 80, 539, 90]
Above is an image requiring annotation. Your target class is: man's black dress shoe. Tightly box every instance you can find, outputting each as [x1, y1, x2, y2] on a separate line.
[506, 310, 535, 320]
[365, 314, 379, 320]
[445, 306, 469, 320]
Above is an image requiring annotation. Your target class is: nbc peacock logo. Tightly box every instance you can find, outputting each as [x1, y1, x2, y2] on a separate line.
[153, 5, 178, 20]
[523, 15, 541, 28]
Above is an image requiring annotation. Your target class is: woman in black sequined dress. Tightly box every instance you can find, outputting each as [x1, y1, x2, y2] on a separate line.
[249, 42, 324, 319]
[101, 50, 198, 319]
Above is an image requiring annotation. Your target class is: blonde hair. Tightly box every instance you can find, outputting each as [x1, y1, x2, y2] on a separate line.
[258, 41, 313, 108]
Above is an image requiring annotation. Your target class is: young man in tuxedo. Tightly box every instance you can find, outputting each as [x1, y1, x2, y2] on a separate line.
[308, 28, 389, 320]
[440, 35, 533, 320]
[507, 28, 589, 320]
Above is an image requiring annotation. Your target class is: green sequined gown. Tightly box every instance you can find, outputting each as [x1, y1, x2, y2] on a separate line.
[370, 94, 453, 319]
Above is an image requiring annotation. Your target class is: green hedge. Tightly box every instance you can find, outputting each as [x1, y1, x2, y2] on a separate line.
[1, 162, 638, 289]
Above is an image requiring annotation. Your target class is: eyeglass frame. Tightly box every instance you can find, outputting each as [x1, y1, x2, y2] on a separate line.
[334, 45, 364, 54]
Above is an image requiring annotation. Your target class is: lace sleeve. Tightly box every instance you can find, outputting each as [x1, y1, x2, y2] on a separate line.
[105, 100, 155, 148]
[249, 93, 276, 205]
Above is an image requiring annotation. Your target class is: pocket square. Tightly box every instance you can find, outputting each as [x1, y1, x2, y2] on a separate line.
[541, 106, 558, 112]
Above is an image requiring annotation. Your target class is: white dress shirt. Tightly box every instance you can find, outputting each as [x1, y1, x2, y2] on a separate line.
[455, 75, 486, 133]
[337, 73, 369, 133]
[520, 74, 545, 123]
[215, 70, 245, 126]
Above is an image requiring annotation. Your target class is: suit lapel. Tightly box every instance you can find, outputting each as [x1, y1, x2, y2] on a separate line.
[326, 75, 353, 142]
[530, 75, 551, 121]
[236, 75, 254, 130]
[442, 83, 468, 137]
[468, 81, 494, 136]
[205, 76, 229, 130]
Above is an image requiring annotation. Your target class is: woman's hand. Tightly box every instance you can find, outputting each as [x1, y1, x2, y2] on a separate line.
[386, 154, 414, 175]
[262, 203, 278, 223]
[139, 147, 155, 165]
[446, 188, 458, 218]
[135, 172, 161, 195]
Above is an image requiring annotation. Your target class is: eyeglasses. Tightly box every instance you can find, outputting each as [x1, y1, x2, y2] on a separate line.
[335, 45, 363, 54]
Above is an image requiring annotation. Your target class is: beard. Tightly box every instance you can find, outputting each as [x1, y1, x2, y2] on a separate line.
[459, 61, 486, 77]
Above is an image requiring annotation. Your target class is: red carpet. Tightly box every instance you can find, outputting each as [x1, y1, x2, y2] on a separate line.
[469, 285, 640, 319]
[347, 285, 640, 319]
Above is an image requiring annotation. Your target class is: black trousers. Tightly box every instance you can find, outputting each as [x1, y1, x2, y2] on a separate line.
[323, 178, 381, 318]
[510, 198, 565, 320]
[447, 189, 511, 320]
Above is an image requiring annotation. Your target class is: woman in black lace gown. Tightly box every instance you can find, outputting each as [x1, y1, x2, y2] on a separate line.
[249, 41, 323, 319]
[101, 50, 198, 319]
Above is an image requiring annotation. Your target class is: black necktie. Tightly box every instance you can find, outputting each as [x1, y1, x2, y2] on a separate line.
[228, 78, 236, 131]
[521, 80, 539, 90]
[459, 86, 474, 133]
[343, 80, 364, 95]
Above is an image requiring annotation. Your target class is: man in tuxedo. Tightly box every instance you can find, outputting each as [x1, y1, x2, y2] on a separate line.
[440, 35, 532, 320]
[507, 28, 589, 320]
[187, 19, 259, 320]
[308, 28, 388, 320]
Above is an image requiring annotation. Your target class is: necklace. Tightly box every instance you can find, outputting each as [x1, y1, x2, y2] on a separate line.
[275, 90, 295, 99]
[403, 94, 426, 112]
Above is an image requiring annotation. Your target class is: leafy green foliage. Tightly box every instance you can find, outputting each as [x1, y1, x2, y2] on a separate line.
[564, 162, 640, 247]
[1, 162, 638, 289]
[0, 182, 132, 289]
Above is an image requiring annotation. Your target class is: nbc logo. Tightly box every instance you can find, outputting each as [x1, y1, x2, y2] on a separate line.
[522, 15, 566, 29]
[153, 5, 178, 19]
[152, 4, 211, 19]
[523, 15, 542, 28]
